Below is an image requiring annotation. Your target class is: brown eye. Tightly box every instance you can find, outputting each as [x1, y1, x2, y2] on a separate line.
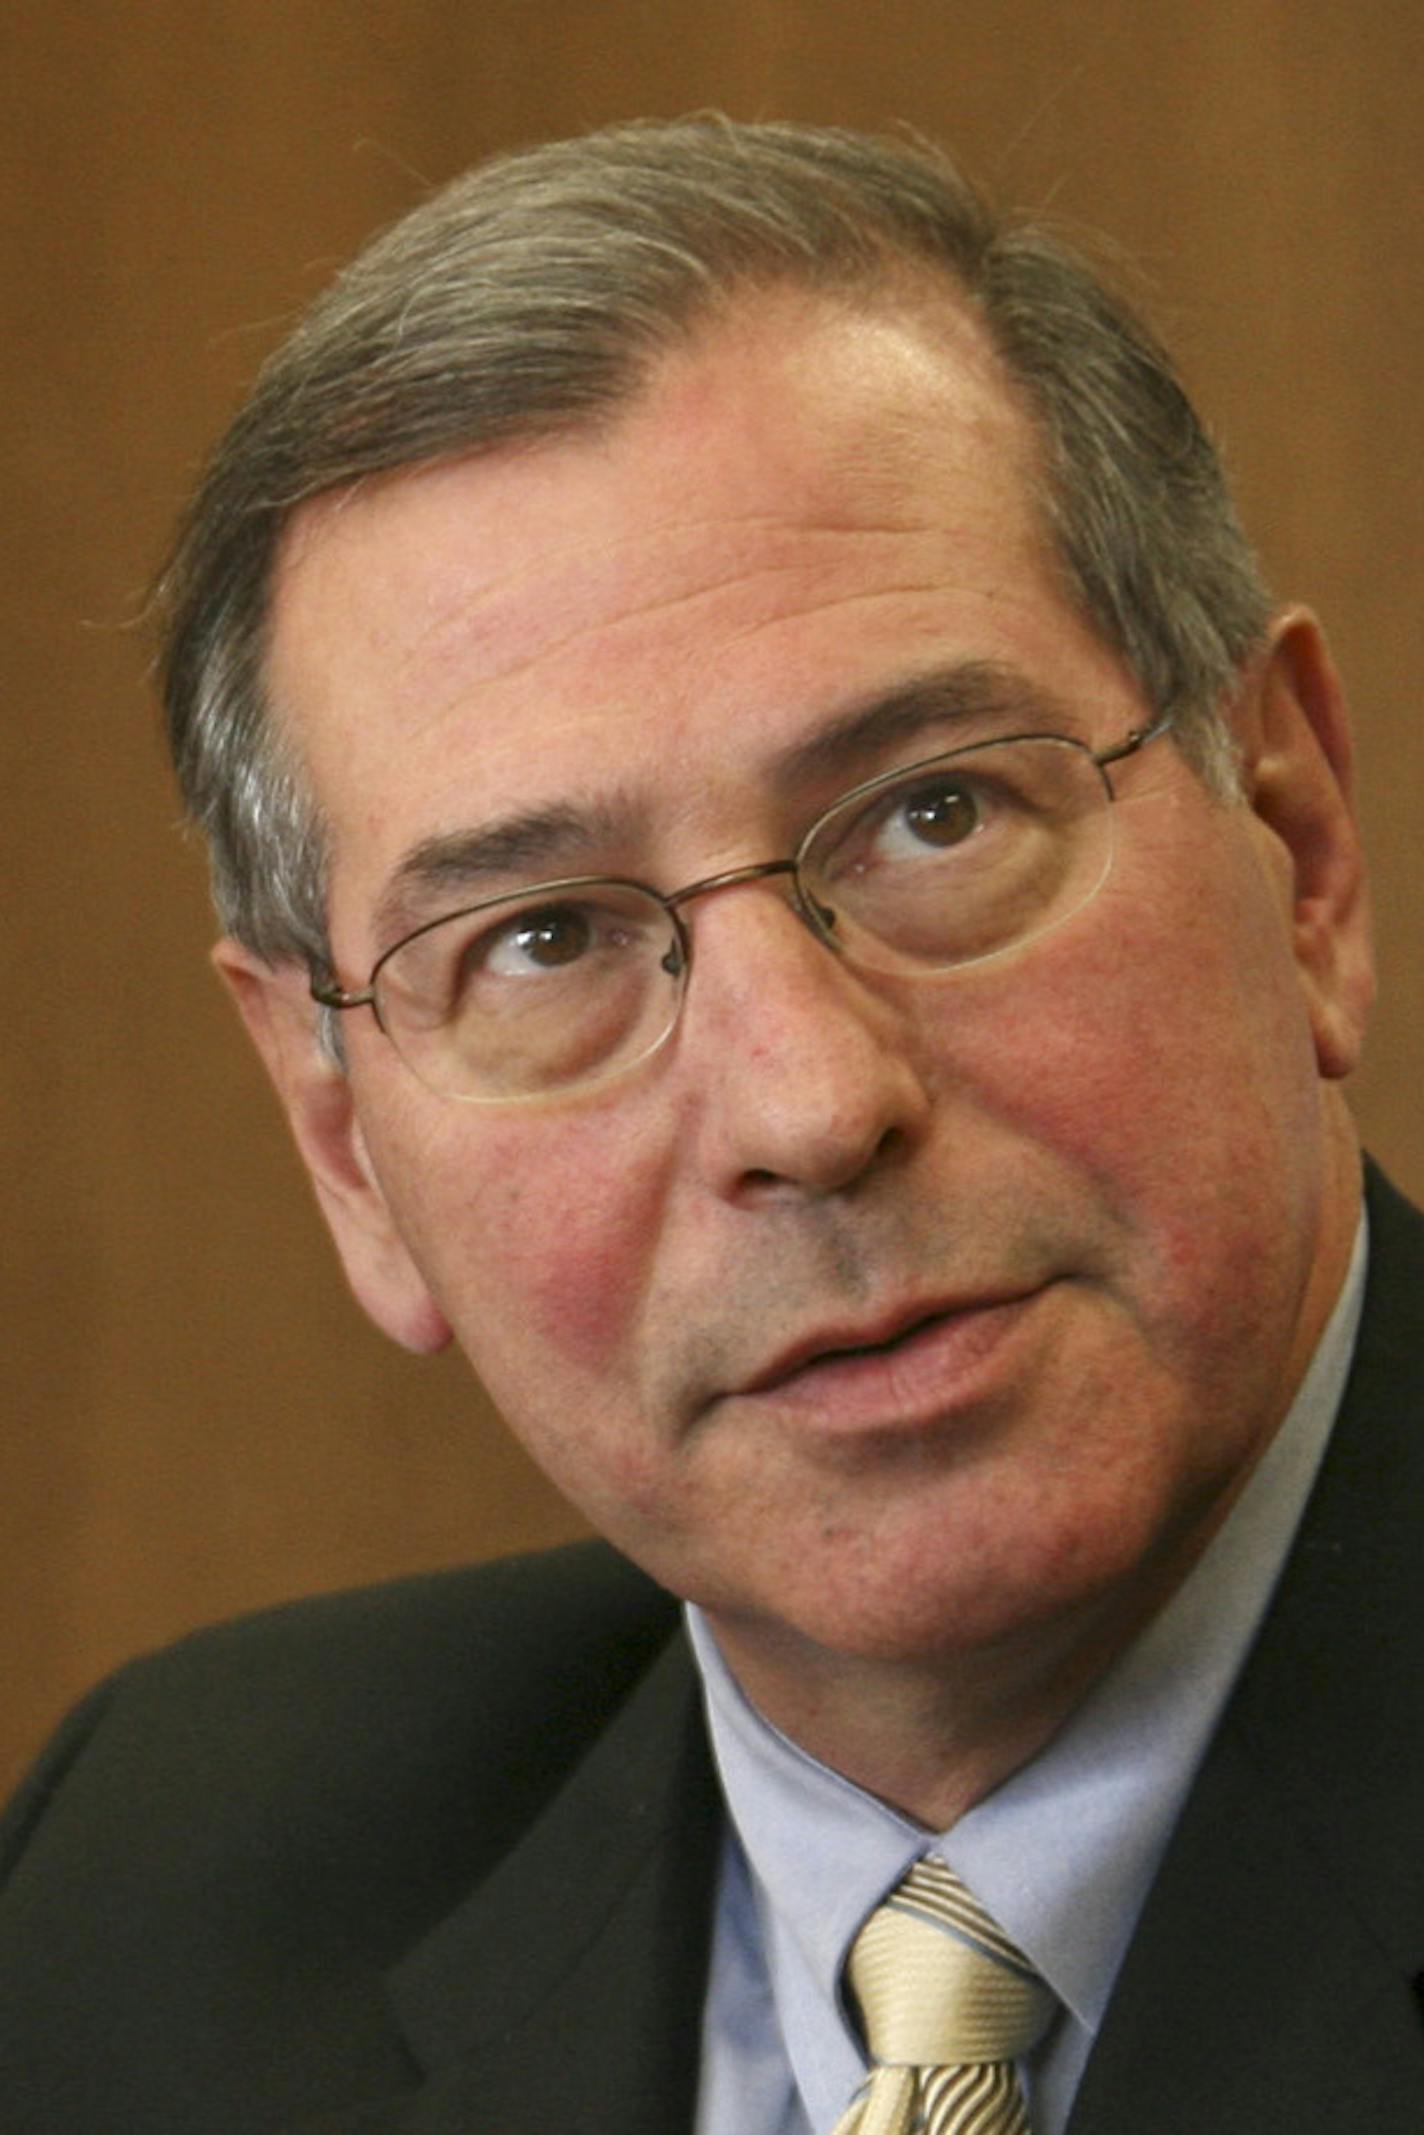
[900, 783, 980, 847]
[504, 907, 594, 970]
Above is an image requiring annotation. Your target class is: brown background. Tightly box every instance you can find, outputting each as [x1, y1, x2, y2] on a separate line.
[4, 0, 1421, 1794]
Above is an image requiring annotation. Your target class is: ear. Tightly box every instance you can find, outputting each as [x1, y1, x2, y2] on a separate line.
[212, 941, 453, 1355]
[1236, 608, 1374, 1080]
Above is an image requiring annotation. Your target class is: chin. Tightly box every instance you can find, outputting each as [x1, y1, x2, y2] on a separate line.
[773, 1499, 1182, 1671]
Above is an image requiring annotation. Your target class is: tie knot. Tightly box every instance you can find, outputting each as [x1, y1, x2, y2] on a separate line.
[847, 1857, 1056, 2070]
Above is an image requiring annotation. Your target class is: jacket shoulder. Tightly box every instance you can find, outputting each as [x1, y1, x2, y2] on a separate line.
[0, 1541, 681, 1959]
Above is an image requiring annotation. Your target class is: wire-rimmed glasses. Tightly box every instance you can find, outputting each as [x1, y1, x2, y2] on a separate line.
[312, 718, 1171, 1103]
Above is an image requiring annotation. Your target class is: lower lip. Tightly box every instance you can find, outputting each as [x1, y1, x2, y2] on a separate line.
[734, 1291, 1050, 1442]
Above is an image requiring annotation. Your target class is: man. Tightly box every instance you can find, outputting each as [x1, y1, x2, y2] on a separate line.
[0, 116, 1417, 2133]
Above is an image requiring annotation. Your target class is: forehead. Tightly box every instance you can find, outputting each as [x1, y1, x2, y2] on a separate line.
[267, 288, 1125, 948]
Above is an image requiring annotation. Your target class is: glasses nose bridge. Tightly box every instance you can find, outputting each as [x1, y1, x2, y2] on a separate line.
[664, 855, 803, 922]
[661, 854, 819, 947]
[663, 854, 842, 979]
[660, 856, 833, 998]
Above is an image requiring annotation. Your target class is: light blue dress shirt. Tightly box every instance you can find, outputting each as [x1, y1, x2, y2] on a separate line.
[689, 1221, 1367, 2135]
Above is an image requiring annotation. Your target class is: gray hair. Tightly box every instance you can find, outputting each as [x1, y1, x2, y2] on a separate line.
[160, 115, 1270, 972]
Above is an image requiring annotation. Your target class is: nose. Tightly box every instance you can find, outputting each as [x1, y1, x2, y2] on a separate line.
[674, 879, 933, 1205]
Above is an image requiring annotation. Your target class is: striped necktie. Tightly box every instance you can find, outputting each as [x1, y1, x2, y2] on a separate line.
[831, 1855, 1056, 2135]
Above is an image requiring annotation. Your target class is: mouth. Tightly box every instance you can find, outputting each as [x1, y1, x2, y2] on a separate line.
[729, 1286, 1050, 1434]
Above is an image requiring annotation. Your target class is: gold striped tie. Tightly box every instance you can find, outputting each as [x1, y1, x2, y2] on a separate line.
[831, 1856, 1056, 2135]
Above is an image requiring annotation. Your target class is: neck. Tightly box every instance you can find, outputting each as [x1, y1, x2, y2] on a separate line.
[704, 1564, 1188, 1829]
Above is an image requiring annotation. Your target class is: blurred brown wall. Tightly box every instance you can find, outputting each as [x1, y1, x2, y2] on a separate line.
[4, 0, 1421, 1792]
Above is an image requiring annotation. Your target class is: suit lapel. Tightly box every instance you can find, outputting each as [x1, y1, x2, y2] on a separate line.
[286, 1626, 720, 2134]
[1070, 1166, 1424, 2130]
[388, 1627, 719, 2133]
[1066, 1729, 1424, 2131]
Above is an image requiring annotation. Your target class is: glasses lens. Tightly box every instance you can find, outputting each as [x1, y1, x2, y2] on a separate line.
[375, 881, 682, 1100]
[801, 737, 1114, 974]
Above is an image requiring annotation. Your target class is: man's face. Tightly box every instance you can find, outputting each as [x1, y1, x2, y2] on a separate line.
[251, 289, 1368, 1689]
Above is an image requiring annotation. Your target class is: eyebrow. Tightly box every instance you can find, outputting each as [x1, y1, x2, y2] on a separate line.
[770, 659, 1079, 790]
[369, 659, 1079, 947]
[372, 797, 636, 947]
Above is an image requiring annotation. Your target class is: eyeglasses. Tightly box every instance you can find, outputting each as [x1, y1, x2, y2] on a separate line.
[312, 718, 1172, 1103]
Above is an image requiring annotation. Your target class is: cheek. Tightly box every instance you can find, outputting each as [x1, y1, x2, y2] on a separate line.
[932, 847, 1324, 1284]
[416, 1109, 677, 1387]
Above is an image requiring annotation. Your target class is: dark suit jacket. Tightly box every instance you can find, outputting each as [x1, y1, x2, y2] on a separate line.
[3, 1166, 1423, 2132]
